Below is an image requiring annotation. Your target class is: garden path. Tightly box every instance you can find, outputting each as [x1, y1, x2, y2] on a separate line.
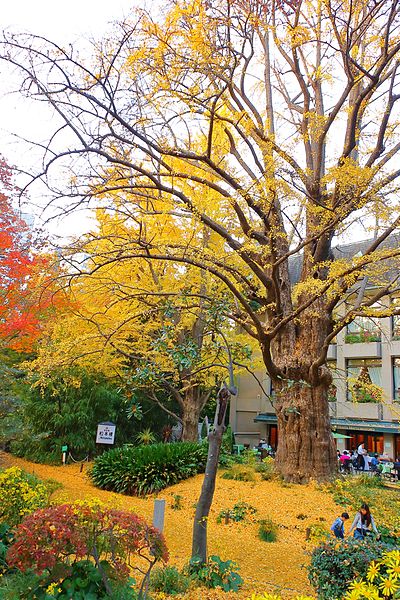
[1, 452, 340, 599]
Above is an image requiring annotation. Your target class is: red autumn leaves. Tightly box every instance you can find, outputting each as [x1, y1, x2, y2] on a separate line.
[0, 156, 61, 351]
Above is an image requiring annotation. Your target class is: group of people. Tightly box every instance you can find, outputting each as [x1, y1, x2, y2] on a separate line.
[337, 443, 400, 477]
[331, 503, 379, 540]
[336, 445, 379, 473]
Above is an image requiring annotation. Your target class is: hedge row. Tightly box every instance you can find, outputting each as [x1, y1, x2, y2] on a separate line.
[90, 442, 209, 496]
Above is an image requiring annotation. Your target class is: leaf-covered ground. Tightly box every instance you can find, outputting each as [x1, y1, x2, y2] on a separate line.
[0, 453, 341, 598]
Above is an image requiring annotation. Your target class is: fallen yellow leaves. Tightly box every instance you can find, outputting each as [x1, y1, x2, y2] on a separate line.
[0, 453, 340, 599]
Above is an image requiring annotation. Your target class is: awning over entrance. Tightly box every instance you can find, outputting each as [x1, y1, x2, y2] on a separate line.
[254, 413, 400, 434]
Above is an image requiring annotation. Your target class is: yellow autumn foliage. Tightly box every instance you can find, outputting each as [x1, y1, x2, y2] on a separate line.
[1, 452, 344, 598]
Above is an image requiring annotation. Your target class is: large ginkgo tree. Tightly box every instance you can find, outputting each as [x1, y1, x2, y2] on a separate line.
[3, 0, 400, 480]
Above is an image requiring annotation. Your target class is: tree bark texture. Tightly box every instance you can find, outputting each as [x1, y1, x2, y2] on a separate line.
[181, 405, 201, 442]
[180, 386, 210, 442]
[274, 381, 336, 482]
[270, 300, 337, 482]
[191, 386, 229, 563]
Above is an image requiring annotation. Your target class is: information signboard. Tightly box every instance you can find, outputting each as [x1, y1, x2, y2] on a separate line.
[96, 422, 116, 445]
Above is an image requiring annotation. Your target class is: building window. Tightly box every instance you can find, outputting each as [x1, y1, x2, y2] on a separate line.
[347, 432, 384, 455]
[347, 359, 382, 402]
[393, 358, 400, 401]
[346, 315, 381, 343]
[392, 316, 400, 340]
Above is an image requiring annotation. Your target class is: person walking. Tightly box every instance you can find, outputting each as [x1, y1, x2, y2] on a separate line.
[349, 503, 379, 540]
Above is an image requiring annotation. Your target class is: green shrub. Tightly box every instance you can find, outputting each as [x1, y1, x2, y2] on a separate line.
[221, 463, 256, 482]
[258, 518, 278, 542]
[187, 555, 243, 592]
[256, 456, 275, 480]
[90, 442, 209, 495]
[217, 501, 257, 524]
[308, 537, 392, 599]
[221, 425, 234, 455]
[353, 474, 385, 488]
[11, 369, 139, 464]
[234, 448, 258, 467]
[0, 570, 44, 600]
[0, 564, 138, 599]
[0, 523, 14, 576]
[150, 565, 190, 595]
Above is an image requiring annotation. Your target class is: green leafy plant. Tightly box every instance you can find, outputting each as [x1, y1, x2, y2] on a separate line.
[171, 494, 182, 510]
[256, 456, 275, 480]
[0, 565, 138, 600]
[135, 428, 157, 445]
[187, 555, 243, 592]
[90, 442, 209, 496]
[221, 463, 256, 482]
[0, 569, 45, 600]
[258, 518, 278, 542]
[345, 332, 381, 344]
[217, 501, 257, 524]
[0, 523, 14, 576]
[150, 565, 190, 595]
[308, 537, 392, 600]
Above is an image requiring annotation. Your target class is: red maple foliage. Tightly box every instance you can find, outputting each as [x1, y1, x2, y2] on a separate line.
[7, 503, 169, 578]
[0, 157, 60, 351]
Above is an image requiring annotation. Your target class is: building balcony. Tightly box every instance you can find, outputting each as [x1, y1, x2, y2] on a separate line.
[343, 342, 381, 359]
[335, 401, 381, 420]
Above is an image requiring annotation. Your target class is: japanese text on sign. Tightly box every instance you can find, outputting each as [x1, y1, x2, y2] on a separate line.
[96, 422, 116, 445]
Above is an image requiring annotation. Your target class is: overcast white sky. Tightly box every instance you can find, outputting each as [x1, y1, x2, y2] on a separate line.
[1, 1, 138, 236]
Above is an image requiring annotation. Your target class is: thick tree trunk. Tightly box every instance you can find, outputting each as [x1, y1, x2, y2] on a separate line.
[270, 297, 337, 482]
[191, 386, 229, 563]
[180, 387, 210, 442]
[181, 407, 201, 442]
[274, 381, 336, 482]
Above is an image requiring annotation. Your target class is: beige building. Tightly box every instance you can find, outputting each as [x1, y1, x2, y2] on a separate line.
[230, 241, 400, 459]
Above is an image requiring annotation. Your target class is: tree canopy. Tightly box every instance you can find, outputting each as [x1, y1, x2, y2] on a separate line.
[2, 0, 400, 479]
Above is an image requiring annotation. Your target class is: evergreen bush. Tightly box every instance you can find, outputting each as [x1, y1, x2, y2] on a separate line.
[308, 537, 392, 599]
[90, 442, 209, 495]
[11, 370, 137, 463]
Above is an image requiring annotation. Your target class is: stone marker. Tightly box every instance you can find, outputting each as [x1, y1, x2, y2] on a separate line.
[152, 499, 166, 532]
